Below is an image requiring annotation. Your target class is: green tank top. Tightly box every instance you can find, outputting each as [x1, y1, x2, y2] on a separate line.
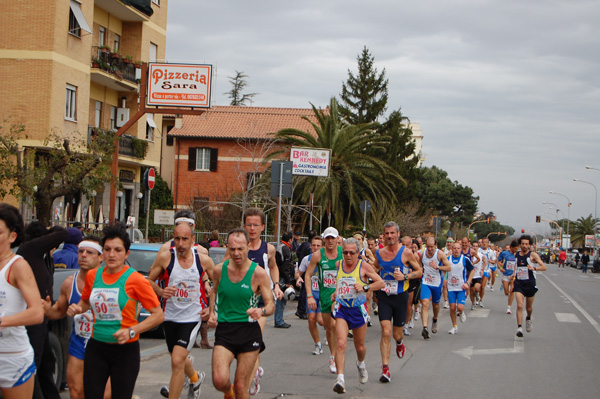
[318, 247, 342, 294]
[89, 266, 136, 343]
[216, 260, 259, 323]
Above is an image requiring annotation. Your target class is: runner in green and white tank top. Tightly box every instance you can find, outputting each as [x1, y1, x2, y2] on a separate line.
[216, 260, 260, 323]
[318, 246, 343, 314]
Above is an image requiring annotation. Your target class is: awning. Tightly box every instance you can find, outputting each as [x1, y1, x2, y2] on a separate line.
[70, 0, 92, 34]
[146, 114, 157, 128]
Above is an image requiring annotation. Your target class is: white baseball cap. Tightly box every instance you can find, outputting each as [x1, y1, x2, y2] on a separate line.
[322, 227, 339, 238]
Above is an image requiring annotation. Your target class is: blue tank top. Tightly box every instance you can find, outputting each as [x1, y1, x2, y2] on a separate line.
[376, 246, 409, 294]
[69, 272, 93, 356]
[248, 241, 269, 269]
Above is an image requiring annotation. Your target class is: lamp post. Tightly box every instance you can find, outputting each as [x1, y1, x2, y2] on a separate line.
[543, 203, 564, 219]
[573, 178, 598, 235]
[549, 191, 571, 236]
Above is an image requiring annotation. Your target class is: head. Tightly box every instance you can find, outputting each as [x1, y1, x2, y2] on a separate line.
[518, 235, 532, 252]
[210, 230, 219, 240]
[173, 222, 195, 256]
[307, 230, 318, 241]
[65, 227, 83, 246]
[425, 237, 437, 257]
[509, 240, 519, 253]
[411, 238, 420, 254]
[452, 242, 462, 257]
[174, 209, 196, 229]
[310, 236, 323, 253]
[243, 207, 265, 240]
[72, 222, 83, 232]
[0, 203, 25, 249]
[336, 236, 344, 246]
[461, 237, 470, 250]
[481, 237, 489, 249]
[472, 241, 479, 251]
[227, 228, 250, 266]
[383, 221, 400, 247]
[24, 221, 48, 241]
[294, 231, 301, 241]
[367, 237, 377, 252]
[101, 222, 131, 269]
[77, 235, 103, 271]
[446, 237, 454, 248]
[322, 227, 339, 250]
[282, 231, 293, 244]
[417, 236, 423, 246]
[378, 233, 384, 243]
[342, 238, 361, 265]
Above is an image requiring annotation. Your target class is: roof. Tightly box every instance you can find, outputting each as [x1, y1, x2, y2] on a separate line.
[168, 105, 320, 139]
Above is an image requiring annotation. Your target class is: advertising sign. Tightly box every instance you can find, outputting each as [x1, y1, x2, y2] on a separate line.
[147, 63, 212, 108]
[154, 209, 175, 225]
[290, 147, 331, 177]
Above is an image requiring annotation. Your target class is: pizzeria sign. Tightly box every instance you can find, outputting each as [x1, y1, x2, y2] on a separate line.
[147, 63, 212, 108]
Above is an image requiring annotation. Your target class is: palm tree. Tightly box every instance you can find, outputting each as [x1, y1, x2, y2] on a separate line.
[271, 98, 405, 228]
[569, 214, 599, 247]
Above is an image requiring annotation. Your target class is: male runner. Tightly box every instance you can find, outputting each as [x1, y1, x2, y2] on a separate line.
[209, 229, 275, 399]
[148, 222, 215, 399]
[497, 240, 518, 314]
[372, 222, 421, 382]
[513, 235, 546, 338]
[479, 237, 497, 291]
[306, 226, 343, 374]
[44, 237, 104, 399]
[447, 242, 474, 334]
[367, 237, 380, 315]
[331, 238, 384, 393]
[419, 237, 452, 339]
[469, 241, 486, 309]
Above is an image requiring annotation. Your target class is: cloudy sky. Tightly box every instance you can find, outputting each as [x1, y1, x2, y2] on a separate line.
[165, 0, 600, 234]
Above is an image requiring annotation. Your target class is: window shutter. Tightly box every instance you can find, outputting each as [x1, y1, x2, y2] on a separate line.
[209, 148, 218, 172]
[188, 147, 196, 171]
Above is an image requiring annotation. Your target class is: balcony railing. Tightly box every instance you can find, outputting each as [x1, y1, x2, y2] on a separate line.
[91, 46, 138, 84]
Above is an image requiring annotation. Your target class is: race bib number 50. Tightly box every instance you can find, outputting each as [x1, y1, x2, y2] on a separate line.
[90, 288, 122, 321]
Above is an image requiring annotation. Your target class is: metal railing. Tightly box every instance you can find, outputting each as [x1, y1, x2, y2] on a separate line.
[91, 46, 137, 84]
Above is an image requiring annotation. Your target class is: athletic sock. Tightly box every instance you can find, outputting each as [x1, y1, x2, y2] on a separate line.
[357, 360, 365, 368]
[432, 318, 437, 323]
[518, 324, 522, 328]
[526, 316, 531, 320]
[190, 371, 199, 384]
[337, 374, 345, 382]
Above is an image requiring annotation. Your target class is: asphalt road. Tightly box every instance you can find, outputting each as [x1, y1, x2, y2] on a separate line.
[61, 265, 600, 398]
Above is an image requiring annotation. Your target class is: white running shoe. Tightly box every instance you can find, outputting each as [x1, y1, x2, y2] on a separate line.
[333, 376, 345, 393]
[471, 304, 475, 311]
[431, 320, 438, 334]
[506, 306, 512, 314]
[443, 300, 449, 309]
[313, 343, 323, 355]
[188, 371, 205, 399]
[414, 309, 420, 320]
[516, 327, 524, 338]
[526, 319, 532, 332]
[490, 287, 494, 292]
[408, 320, 414, 329]
[329, 356, 337, 374]
[479, 302, 485, 308]
[460, 312, 467, 323]
[403, 326, 411, 336]
[448, 326, 458, 335]
[357, 361, 368, 384]
[249, 367, 263, 396]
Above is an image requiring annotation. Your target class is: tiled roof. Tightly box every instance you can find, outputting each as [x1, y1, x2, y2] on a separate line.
[168, 105, 321, 139]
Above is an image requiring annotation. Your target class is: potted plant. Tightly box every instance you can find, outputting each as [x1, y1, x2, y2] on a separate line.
[91, 57, 100, 68]
[123, 55, 133, 64]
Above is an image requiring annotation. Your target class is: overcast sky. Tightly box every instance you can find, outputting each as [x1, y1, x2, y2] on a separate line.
[165, 0, 600, 235]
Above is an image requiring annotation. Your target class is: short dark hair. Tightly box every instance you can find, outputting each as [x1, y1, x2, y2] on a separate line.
[24, 221, 48, 241]
[228, 228, 249, 244]
[0, 203, 25, 248]
[243, 207, 265, 225]
[82, 235, 102, 245]
[307, 230, 318, 240]
[510, 239, 519, 248]
[518, 235, 532, 245]
[174, 209, 195, 220]
[311, 236, 323, 244]
[101, 222, 131, 251]
[282, 231, 293, 242]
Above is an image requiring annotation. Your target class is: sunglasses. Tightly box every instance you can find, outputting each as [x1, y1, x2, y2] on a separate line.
[343, 251, 357, 255]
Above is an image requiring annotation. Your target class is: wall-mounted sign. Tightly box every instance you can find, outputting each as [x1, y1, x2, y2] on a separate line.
[290, 147, 331, 177]
[147, 63, 212, 108]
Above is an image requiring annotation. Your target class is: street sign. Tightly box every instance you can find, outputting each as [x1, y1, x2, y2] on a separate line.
[270, 161, 293, 198]
[360, 200, 372, 213]
[154, 209, 175, 225]
[145, 168, 156, 190]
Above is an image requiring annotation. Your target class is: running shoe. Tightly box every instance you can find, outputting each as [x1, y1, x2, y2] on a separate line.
[490, 287, 494, 292]
[408, 320, 414, 329]
[313, 343, 323, 355]
[379, 365, 391, 383]
[443, 300, 449, 309]
[414, 308, 420, 320]
[475, 292, 481, 303]
[506, 306, 512, 314]
[373, 303, 378, 315]
[329, 356, 337, 374]
[448, 326, 458, 334]
[357, 361, 368, 384]
[471, 304, 475, 311]
[422, 327, 430, 340]
[431, 320, 438, 334]
[396, 341, 405, 358]
[325, 337, 328, 346]
[188, 371, 205, 399]
[479, 302, 485, 308]
[367, 320, 373, 327]
[460, 312, 467, 323]
[249, 366, 263, 396]
[348, 330, 354, 339]
[516, 327, 524, 338]
[526, 319, 532, 332]
[403, 326, 411, 336]
[333, 376, 346, 393]
[159, 386, 169, 398]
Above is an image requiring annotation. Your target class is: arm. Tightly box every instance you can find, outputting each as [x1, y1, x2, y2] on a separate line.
[471, 249, 481, 265]
[530, 252, 547, 271]
[463, 260, 475, 289]
[44, 276, 73, 320]
[305, 251, 320, 310]
[436, 251, 453, 272]
[401, 250, 422, 280]
[113, 305, 164, 345]
[147, 249, 171, 298]
[267, 244, 283, 299]
[357, 262, 385, 292]
[248, 267, 275, 320]
[208, 263, 223, 329]
[2, 258, 44, 327]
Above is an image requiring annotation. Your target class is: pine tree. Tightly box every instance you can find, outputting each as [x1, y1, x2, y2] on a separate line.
[224, 71, 257, 106]
[339, 46, 389, 124]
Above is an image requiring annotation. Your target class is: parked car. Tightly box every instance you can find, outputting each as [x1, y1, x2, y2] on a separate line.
[209, 246, 227, 265]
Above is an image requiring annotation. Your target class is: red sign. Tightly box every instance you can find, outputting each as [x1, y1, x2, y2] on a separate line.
[147, 168, 155, 190]
[147, 63, 212, 108]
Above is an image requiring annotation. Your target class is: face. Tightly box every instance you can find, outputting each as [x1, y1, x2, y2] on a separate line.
[324, 236, 337, 250]
[411, 243, 419, 253]
[452, 243, 462, 257]
[472, 242, 479, 251]
[77, 245, 102, 271]
[426, 239, 436, 256]
[0, 220, 17, 251]
[103, 238, 129, 270]
[417, 237, 423, 246]
[367, 239, 377, 252]
[173, 224, 194, 255]
[336, 236, 344, 246]
[243, 215, 264, 240]
[311, 238, 323, 253]
[342, 242, 359, 264]
[482, 238, 489, 248]
[384, 227, 399, 246]
[520, 239, 531, 252]
[378, 234, 384, 243]
[461, 237, 469, 249]
[227, 233, 249, 266]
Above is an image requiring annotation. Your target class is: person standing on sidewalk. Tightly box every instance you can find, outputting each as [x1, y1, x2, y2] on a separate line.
[274, 232, 295, 328]
[581, 250, 590, 273]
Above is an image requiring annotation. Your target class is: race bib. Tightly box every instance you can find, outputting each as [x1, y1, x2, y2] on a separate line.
[311, 275, 320, 292]
[382, 280, 398, 295]
[90, 288, 122, 321]
[323, 270, 337, 289]
[506, 260, 516, 272]
[173, 279, 200, 304]
[337, 277, 357, 299]
[448, 274, 461, 288]
[516, 267, 529, 280]
[424, 274, 434, 285]
[74, 311, 93, 339]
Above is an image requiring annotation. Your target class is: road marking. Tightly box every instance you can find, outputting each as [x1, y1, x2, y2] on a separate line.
[540, 273, 600, 336]
[555, 312, 581, 323]
[467, 309, 490, 318]
[453, 336, 524, 360]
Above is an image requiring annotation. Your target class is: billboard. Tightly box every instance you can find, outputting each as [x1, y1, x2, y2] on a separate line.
[584, 234, 600, 247]
[290, 147, 331, 177]
[147, 63, 212, 108]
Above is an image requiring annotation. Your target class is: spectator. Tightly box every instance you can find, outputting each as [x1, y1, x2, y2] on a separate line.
[72, 221, 84, 233]
[292, 231, 302, 253]
[208, 230, 220, 248]
[295, 230, 318, 320]
[53, 227, 83, 269]
[558, 249, 567, 269]
[581, 250, 590, 273]
[274, 232, 295, 328]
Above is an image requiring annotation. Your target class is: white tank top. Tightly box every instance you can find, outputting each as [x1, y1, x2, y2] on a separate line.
[164, 248, 203, 322]
[0, 255, 32, 352]
[472, 251, 484, 277]
[421, 249, 442, 287]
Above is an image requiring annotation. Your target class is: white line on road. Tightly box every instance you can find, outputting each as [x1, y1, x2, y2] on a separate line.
[540, 273, 600, 336]
[453, 336, 524, 360]
[555, 312, 581, 323]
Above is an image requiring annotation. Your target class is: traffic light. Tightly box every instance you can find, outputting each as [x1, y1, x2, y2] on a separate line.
[536, 215, 541, 223]
[521, 229, 525, 233]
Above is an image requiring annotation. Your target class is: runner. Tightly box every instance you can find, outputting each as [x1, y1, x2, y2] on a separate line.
[208, 229, 274, 399]
[446, 242, 475, 334]
[497, 240, 518, 314]
[148, 221, 215, 399]
[296, 236, 325, 354]
[0, 203, 44, 399]
[331, 238, 384, 393]
[372, 222, 422, 382]
[354, 232, 375, 327]
[366, 237, 380, 315]
[404, 238, 422, 336]
[469, 241, 486, 309]
[442, 238, 454, 308]
[306, 227, 343, 374]
[420, 237, 452, 339]
[513, 235, 546, 338]
[44, 236, 106, 399]
[480, 237, 497, 291]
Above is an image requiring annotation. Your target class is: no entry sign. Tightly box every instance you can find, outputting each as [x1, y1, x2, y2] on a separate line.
[145, 168, 156, 190]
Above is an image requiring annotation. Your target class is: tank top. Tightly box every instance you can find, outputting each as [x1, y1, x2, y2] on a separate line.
[216, 260, 259, 323]
[248, 241, 271, 281]
[70, 271, 93, 343]
[89, 266, 136, 343]
[0, 255, 31, 352]
[421, 249, 443, 287]
[335, 259, 367, 307]
[376, 246, 409, 295]
[515, 251, 536, 286]
[164, 248, 204, 322]
[471, 250, 484, 277]
[318, 247, 342, 294]
[448, 255, 468, 292]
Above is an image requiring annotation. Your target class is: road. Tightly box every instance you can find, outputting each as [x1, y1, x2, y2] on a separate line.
[61, 265, 600, 398]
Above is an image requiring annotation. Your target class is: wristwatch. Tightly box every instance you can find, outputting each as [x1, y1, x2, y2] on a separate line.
[262, 307, 267, 316]
[404, 273, 409, 281]
[128, 327, 136, 339]
[363, 284, 370, 292]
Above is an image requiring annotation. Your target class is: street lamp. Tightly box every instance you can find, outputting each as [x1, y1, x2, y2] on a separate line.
[585, 165, 600, 172]
[549, 191, 571, 236]
[573, 178, 598, 235]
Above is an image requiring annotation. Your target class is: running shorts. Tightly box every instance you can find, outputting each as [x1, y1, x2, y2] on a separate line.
[163, 321, 201, 352]
[0, 345, 36, 388]
[332, 303, 368, 330]
[470, 277, 482, 288]
[447, 290, 467, 306]
[68, 331, 88, 360]
[376, 290, 408, 327]
[306, 290, 321, 314]
[420, 284, 442, 304]
[215, 322, 265, 357]
[319, 288, 335, 314]
[513, 282, 538, 298]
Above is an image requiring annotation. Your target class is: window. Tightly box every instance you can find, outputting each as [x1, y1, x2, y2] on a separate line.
[113, 34, 120, 52]
[110, 106, 117, 131]
[149, 42, 157, 62]
[69, 9, 80, 37]
[94, 101, 102, 127]
[65, 84, 77, 121]
[188, 147, 218, 172]
[146, 114, 156, 141]
[166, 125, 174, 146]
[68, 1, 91, 37]
[99, 26, 106, 47]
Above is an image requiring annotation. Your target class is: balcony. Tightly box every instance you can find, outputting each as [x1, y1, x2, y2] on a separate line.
[94, 0, 153, 22]
[91, 47, 138, 92]
[119, 135, 148, 159]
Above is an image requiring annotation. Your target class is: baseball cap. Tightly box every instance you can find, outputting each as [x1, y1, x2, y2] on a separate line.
[322, 227, 339, 238]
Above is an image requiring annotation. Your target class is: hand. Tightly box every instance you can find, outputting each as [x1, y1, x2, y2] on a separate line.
[162, 286, 177, 299]
[274, 284, 284, 300]
[42, 295, 52, 314]
[393, 270, 403, 281]
[462, 283, 469, 290]
[307, 296, 316, 311]
[246, 307, 262, 321]
[296, 277, 304, 287]
[203, 282, 212, 297]
[199, 308, 210, 321]
[113, 328, 131, 344]
[67, 303, 82, 317]
[429, 260, 438, 269]
[208, 313, 217, 329]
